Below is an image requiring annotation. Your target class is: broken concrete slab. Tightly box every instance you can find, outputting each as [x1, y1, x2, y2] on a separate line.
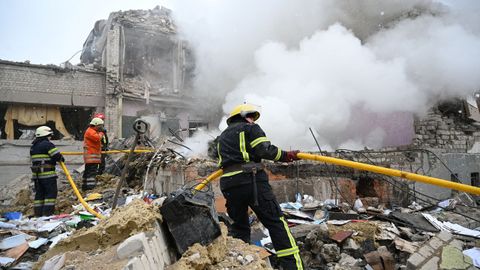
[390, 212, 439, 232]
[290, 224, 325, 240]
[439, 245, 473, 270]
[406, 252, 426, 270]
[394, 237, 419, 254]
[41, 253, 65, 270]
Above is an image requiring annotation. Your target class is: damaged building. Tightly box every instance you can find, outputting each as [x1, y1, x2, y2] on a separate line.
[0, 5, 480, 270]
[0, 6, 206, 183]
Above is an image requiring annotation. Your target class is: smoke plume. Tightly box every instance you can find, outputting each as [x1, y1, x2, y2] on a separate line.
[171, 0, 480, 152]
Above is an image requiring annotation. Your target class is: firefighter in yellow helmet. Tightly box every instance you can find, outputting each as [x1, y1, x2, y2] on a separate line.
[217, 103, 303, 269]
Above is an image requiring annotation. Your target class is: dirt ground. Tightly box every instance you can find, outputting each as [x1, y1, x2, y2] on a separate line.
[61, 245, 128, 270]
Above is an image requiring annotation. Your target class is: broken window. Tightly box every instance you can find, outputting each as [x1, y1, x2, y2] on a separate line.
[161, 119, 180, 137]
[471, 172, 479, 187]
[188, 122, 208, 137]
[0, 103, 93, 140]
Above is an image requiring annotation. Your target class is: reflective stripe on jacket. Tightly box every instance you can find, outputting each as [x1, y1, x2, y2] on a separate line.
[84, 126, 102, 164]
[217, 120, 287, 175]
[30, 137, 63, 180]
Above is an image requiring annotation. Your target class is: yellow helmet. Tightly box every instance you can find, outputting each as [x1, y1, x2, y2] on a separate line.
[227, 104, 260, 124]
[90, 117, 104, 126]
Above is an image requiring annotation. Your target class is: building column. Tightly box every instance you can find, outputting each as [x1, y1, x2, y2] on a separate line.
[104, 24, 123, 138]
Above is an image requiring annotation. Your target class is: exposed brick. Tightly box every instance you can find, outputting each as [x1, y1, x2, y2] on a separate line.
[418, 245, 435, 258]
[0, 62, 105, 105]
[436, 231, 453, 243]
[428, 237, 443, 250]
[449, 239, 464, 250]
[420, 256, 439, 270]
[407, 253, 426, 270]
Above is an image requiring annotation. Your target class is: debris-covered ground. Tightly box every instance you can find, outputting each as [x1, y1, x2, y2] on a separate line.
[1, 150, 480, 269]
[168, 224, 270, 270]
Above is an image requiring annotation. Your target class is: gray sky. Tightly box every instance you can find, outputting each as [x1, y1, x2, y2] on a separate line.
[0, 0, 165, 65]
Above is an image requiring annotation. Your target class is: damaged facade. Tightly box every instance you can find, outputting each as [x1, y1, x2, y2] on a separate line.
[1, 6, 480, 270]
[0, 6, 206, 183]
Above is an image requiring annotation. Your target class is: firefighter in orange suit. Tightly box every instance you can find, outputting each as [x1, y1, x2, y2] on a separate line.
[82, 117, 104, 191]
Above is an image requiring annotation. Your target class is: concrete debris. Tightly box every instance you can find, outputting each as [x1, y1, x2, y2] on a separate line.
[321, 244, 341, 262]
[1, 149, 479, 270]
[168, 224, 270, 270]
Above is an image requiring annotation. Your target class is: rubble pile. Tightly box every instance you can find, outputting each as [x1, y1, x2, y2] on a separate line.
[0, 174, 32, 214]
[35, 199, 160, 268]
[169, 224, 270, 270]
[112, 6, 176, 33]
[269, 195, 480, 269]
[1, 144, 479, 269]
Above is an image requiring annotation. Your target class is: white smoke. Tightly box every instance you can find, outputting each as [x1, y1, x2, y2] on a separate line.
[171, 0, 480, 151]
[176, 129, 220, 158]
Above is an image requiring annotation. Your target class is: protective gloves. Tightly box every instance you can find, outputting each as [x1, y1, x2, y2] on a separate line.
[284, 150, 300, 162]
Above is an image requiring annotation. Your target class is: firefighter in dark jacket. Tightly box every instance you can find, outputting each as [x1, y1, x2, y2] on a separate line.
[30, 126, 64, 217]
[217, 104, 303, 270]
[93, 113, 109, 174]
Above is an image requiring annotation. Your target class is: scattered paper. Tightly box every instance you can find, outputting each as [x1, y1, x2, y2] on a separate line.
[0, 234, 26, 250]
[328, 220, 351, 226]
[49, 232, 72, 248]
[463, 248, 480, 268]
[0, 221, 17, 229]
[443, 222, 480, 238]
[280, 202, 303, 210]
[28, 238, 49, 249]
[0, 257, 15, 266]
[423, 213, 480, 238]
[38, 221, 62, 232]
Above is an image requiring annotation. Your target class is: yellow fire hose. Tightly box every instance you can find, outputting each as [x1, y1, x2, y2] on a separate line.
[56, 149, 152, 217]
[297, 152, 480, 195]
[59, 162, 105, 219]
[194, 169, 224, 192]
[61, 149, 153, 155]
[193, 153, 480, 196]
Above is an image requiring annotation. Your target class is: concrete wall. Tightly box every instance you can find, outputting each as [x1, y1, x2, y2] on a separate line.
[414, 152, 480, 201]
[0, 61, 105, 107]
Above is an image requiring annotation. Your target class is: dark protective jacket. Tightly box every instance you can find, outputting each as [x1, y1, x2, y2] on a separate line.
[217, 119, 288, 177]
[30, 137, 63, 180]
[101, 128, 109, 151]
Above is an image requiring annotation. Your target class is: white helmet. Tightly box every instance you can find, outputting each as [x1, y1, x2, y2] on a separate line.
[90, 117, 104, 126]
[35, 126, 53, 138]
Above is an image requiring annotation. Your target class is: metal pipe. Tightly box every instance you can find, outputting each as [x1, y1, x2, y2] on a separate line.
[297, 152, 480, 195]
[112, 134, 141, 209]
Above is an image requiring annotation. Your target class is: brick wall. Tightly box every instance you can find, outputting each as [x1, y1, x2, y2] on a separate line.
[0, 61, 105, 107]
[413, 107, 480, 152]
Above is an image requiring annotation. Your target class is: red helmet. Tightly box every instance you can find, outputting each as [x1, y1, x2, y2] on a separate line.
[94, 113, 105, 120]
